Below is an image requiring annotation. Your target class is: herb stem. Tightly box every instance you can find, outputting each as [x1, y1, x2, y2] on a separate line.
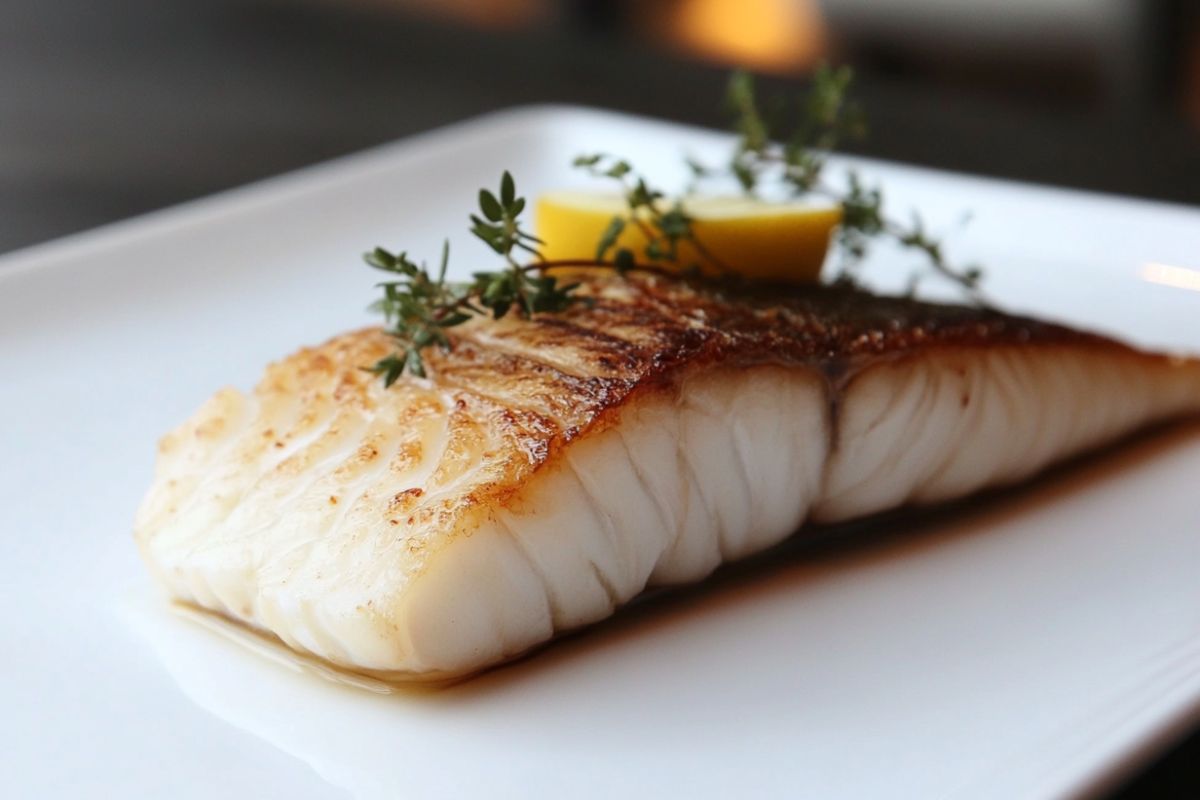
[366, 66, 988, 388]
[688, 65, 985, 299]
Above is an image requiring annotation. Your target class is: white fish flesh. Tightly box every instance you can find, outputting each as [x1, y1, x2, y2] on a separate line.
[134, 276, 1200, 680]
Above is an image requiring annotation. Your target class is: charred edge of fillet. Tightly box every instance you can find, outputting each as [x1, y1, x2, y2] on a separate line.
[423, 275, 1141, 464]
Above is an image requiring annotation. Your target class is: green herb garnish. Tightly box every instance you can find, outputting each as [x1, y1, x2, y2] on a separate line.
[364, 171, 680, 384]
[366, 172, 575, 384]
[571, 154, 728, 275]
[692, 65, 983, 296]
[364, 65, 984, 384]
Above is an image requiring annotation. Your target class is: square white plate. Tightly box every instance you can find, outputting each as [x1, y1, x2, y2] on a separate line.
[3, 106, 1200, 799]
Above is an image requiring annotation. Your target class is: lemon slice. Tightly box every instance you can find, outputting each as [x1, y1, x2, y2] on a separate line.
[535, 191, 842, 282]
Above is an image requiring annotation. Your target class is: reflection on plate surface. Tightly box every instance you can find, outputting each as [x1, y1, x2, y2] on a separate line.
[1140, 262, 1200, 294]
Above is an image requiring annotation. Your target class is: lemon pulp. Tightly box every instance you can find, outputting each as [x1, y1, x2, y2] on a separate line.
[535, 191, 841, 282]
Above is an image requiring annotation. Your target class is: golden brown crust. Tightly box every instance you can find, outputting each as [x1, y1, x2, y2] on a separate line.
[316, 273, 1135, 463]
[145, 274, 1154, 590]
[427, 272, 1125, 435]
[282, 274, 1121, 503]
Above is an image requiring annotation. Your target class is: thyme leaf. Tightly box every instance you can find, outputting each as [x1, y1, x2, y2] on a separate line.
[364, 66, 986, 386]
[364, 172, 678, 381]
[692, 65, 983, 298]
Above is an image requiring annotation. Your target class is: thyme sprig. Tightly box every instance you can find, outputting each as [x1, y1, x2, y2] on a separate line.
[692, 65, 983, 298]
[364, 66, 986, 386]
[365, 171, 687, 384]
[572, 154, 727, 275]
[366, 171, 581, 383]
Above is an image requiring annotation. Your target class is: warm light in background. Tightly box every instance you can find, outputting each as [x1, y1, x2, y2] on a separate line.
[640, 0, 828, 73]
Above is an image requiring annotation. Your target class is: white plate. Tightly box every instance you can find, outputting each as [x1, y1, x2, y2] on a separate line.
[3, 106, 1200, 800]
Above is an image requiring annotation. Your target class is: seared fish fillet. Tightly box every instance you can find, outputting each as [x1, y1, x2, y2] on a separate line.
[135, 276, 1200, 680]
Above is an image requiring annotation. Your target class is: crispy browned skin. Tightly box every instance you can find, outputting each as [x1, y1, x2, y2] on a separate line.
[421, 272, 1120, 438]
[268, 274, 1136, 517]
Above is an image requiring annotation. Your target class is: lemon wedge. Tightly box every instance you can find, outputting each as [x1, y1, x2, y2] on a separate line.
[535, 191, 842, 282]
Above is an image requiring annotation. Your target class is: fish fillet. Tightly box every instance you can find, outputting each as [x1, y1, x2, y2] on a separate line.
[134, 276, 1200, 680]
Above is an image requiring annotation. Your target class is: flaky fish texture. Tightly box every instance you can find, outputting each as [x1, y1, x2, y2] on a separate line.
[135, 275, 1200, 680]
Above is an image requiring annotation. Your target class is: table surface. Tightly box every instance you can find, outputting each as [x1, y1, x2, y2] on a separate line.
[2, 1, 1198, 795]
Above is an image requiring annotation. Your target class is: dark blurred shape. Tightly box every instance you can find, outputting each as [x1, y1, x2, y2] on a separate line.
[1187, 7, 1200, 128]
[822, 0, 1151, 108]
[367, 0, 553, 30]
[1, 0, 1198, 257]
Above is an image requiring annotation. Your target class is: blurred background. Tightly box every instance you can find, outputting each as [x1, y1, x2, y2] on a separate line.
[2, 0, 1199, 258]
[2, 0, 1198, 792]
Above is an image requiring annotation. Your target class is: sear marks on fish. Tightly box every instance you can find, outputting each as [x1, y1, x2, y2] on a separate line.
[135, 275, 1200, 680]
